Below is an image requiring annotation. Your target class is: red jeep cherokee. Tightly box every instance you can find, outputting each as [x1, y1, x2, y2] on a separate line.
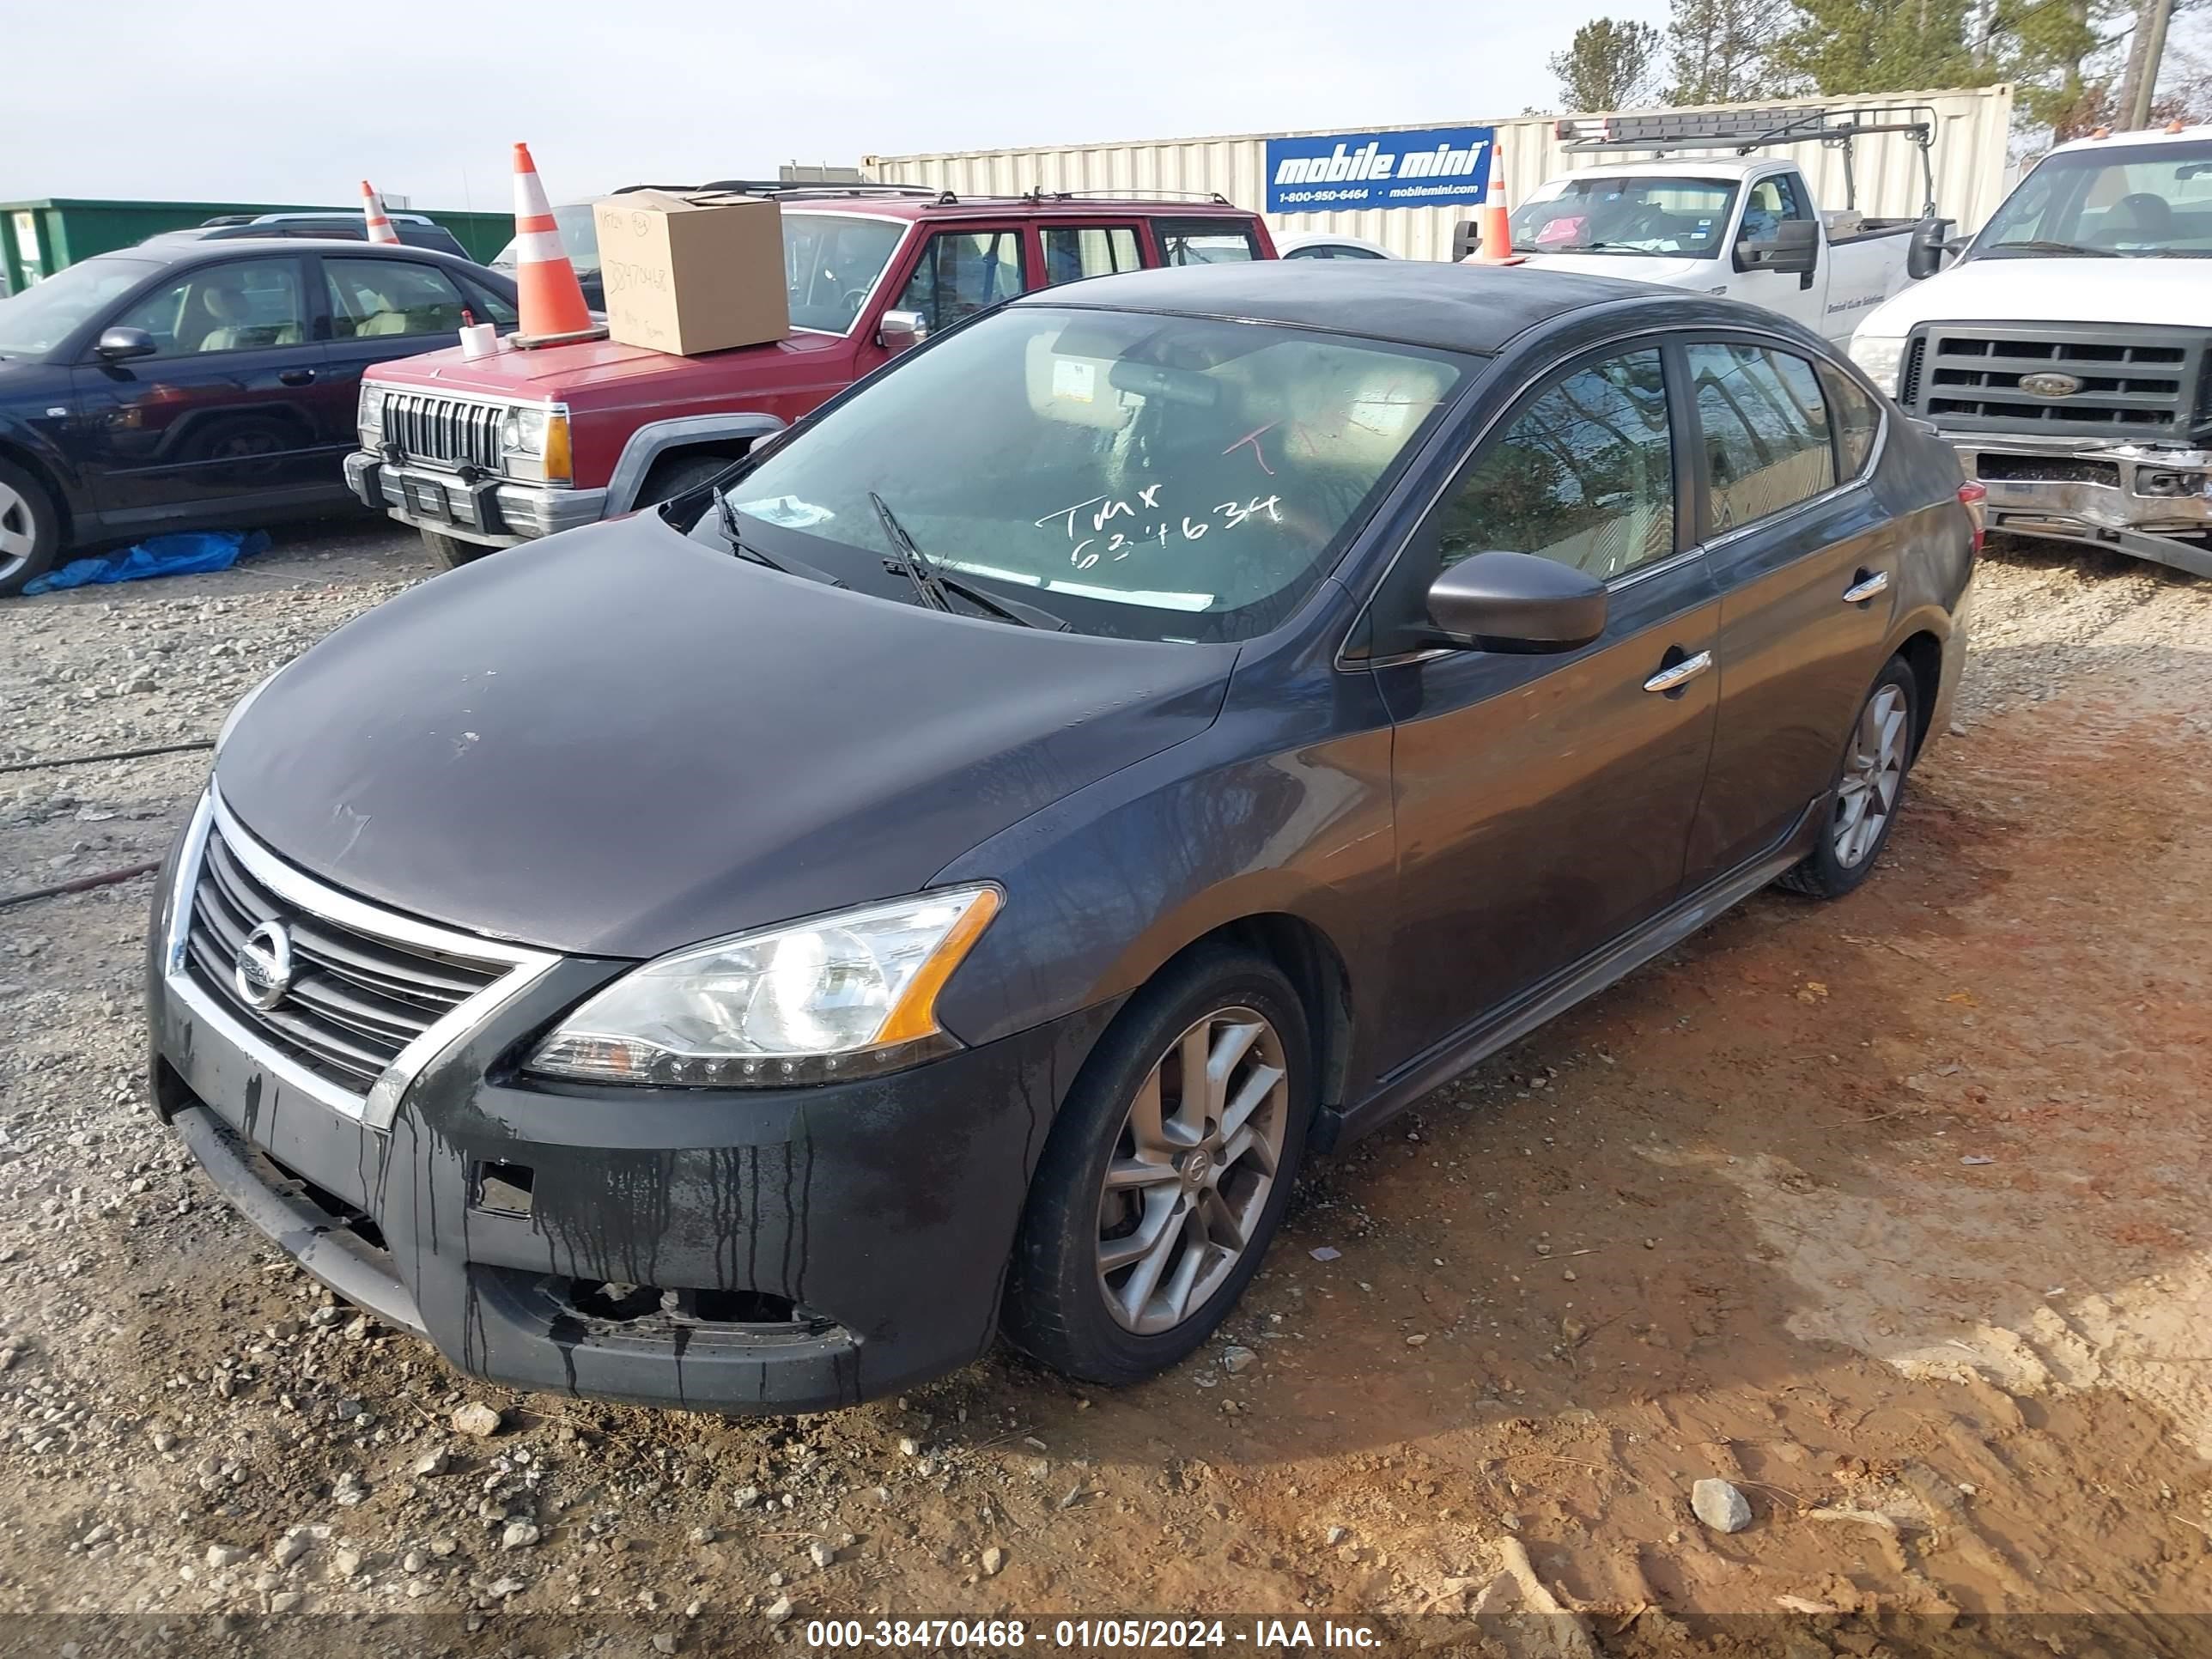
[344, 187, 1275, 566]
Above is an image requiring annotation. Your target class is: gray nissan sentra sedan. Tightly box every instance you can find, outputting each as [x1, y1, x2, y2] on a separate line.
[147, 262, 1978, 1413]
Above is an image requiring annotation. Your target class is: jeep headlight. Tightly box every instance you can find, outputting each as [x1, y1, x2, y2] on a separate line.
[499, 404, 572, 484]
[1849, 334, 1907, 398]
[525, 886, 1002, 1087]
[356, 383, 388, 443]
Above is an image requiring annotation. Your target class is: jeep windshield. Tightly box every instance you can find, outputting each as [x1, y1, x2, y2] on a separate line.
[496, 207, 908, 334]
[1974, 140, 2212, 258]
[702, 304, 1468, 643]
[1511, 176, 1737, 258]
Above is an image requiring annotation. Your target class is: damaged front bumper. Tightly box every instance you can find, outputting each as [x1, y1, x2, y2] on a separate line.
[344, 451, 607, 550]
[145, 790, 1111, 1414]
[1943, 432, 2212, 579]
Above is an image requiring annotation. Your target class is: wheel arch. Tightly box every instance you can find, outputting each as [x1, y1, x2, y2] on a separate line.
[604, 414, 785, 514]
[1893, 627, 1944, 759]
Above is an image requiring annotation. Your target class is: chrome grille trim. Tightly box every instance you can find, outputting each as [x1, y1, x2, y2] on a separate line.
[162, 788, 562, 1131]
[378, 392, 509, 472]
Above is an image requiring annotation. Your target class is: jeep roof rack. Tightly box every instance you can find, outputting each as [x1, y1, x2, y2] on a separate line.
[611, 180, 940, 199]
[1554, 105, 1938, 215]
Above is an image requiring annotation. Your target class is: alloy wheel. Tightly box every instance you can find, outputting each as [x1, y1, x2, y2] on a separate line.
[0, 477, 33, 585]
[1832, 684, 1908, 867]
[1094, 1006, 1291, 1335]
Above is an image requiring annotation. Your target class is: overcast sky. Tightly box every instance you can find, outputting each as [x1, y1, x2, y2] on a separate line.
[3, 0, 1674, 210]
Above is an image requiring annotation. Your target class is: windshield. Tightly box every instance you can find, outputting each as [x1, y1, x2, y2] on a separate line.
[1510, 176, 1738, 258]
[0, 255, 164, 356]
[708, 304, 1468, 642]
[493, 206, 904, 333]
[1974, 140, 2212, 258]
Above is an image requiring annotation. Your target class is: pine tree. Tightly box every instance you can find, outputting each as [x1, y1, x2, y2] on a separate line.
[1770, 0, 1991, 93]
[1665, 0, 1794, 103]
[1550, 18, 1665, 112]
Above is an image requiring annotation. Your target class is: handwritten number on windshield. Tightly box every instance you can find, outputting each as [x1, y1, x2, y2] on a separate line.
[1052, 493, 1283, 568]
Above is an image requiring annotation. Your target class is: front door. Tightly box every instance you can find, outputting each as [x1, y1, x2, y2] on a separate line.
[853, 223, 1035, 378]
[1730, 173, 1821, 330]
[1683, 341, 1901, 883]
[1371, 343, 1721, 1073]
[70, 254, 332, 531]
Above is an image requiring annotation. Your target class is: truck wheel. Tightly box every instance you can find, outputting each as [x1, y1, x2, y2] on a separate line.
[421, 529, 491, 572]
[1001, 946, 1312, 1386]
[637, 453, 738, 507]
[0, 458, 63, 599]
[1778, 656, 1919, 900]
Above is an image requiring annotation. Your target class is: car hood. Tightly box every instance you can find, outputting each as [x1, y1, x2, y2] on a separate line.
[216, 515, 1235, 960]
[1512, 252, 1717, 287]
[1855, 254, 2212, 337]
[361, 331, 847, 402]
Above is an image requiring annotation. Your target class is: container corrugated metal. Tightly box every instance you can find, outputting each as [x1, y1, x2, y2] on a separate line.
[867, 86, 2015, 262]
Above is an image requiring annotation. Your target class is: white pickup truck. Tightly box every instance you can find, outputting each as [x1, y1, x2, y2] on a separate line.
[1460, 108, 1948, 342]
[1849, 123, 2212, 579]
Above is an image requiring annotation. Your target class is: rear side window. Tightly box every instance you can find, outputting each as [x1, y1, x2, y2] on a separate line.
[324, 258, 471, 341]
[1820, 365, 1881, 479]
[1042, 226, 1141, 285]
[1155, 219, 1261, 265]
[1437, 348, 1675, 580]
[1688, 343, 1834, 532]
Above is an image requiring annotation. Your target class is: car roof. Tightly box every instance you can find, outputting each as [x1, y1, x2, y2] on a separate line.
[2048, 122, 2212, 155]
[583, 191, 1257, 224]
[110, 236, 476, 264]
[1012, 260, 1676, 356]
[1556, 156, 1776, 181]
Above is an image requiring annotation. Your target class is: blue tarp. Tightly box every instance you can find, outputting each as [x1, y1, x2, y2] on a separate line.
[24, 530, 270, 596]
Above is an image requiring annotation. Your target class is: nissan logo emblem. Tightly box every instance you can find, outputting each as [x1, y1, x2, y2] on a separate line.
[234, 920, 296, 1012]
[2018, 371, 2084, 399]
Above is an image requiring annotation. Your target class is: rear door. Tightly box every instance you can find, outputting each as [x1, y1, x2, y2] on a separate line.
[313, 253, 485, 458]
[1370, 342, 1721, 1073]
[68, 252, 334, 529]
[1680, 338, 1900, 886]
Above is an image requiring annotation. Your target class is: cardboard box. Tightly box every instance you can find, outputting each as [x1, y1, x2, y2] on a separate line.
[590, 191, 788, 357]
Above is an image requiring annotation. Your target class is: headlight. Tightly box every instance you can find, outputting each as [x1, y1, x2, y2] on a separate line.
[499, 404, 572, 484]
[356, 383, 388, 441]
[525, 886, 1002, 1087]
[1849, 335, 1906, 398]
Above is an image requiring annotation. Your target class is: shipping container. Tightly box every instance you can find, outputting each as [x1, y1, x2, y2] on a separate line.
[866, 87, 2016, 264]
[0, 198, 515, 295]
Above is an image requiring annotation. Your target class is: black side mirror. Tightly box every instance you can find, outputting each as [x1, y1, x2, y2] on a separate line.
[1905, 216, 1960, 281]
[1425, 550, 1607, 653]
[1736, 218, 1818, 275]
[1451, 219, 1482, 261]
[95, 325, 157, 362]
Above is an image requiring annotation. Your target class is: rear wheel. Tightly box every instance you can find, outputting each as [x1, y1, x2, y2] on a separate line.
[1779, 656, 1918, 899]
[420, 529, 492, 571]
[0, 459, 62, 598]
[1002, 948, 1311, 1385]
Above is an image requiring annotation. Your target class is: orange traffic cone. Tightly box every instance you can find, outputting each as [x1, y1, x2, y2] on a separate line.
[1466, 139, 1525, 267]
[508, 142, 604, 349]
[361, 179, 399, 245]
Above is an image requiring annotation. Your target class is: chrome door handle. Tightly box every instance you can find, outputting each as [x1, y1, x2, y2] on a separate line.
[1643, 650, 1713, 694]
[1843, 569, 1890, 604]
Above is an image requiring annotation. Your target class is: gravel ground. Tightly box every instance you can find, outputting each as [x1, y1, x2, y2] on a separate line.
[2, 520, 2209, 1653]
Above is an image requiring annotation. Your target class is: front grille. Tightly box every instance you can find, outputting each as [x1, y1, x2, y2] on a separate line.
[380, 392, 505, 472]
[183, 827, 507, 1095]
[1904, 321, 2209, 441]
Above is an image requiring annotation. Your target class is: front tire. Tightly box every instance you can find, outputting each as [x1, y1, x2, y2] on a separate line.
[1779, 656, 1918, 899]
[0, 458, 63, 598]
[1002, 947, 1312, 1386]
[420, 528, 491, 571]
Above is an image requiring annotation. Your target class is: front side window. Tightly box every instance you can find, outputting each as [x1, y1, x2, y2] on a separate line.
[1739, 174, 1811, 250]
[1436, 348, 1675, 581]
[110, 258, 307, 356]
[325, 258, 470, 340]
[1690, 343, 1835, 532]
[1155, 220, 1262, 265]
[896, 230, 1025, 331]
[1042, 226, 1141, 285]
[717, 304, 1467, 642]
[1511, 176, 1739, 258]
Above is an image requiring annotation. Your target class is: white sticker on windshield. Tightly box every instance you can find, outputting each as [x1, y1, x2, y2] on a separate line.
[736, 495, 836, 528]
[1051, 359, 1097, 404]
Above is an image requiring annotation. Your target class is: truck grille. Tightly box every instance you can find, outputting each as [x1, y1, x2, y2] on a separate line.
[1903, 322, 2209, 441]
[380, 392, 506, 472]
[183, 825, 507, 1094]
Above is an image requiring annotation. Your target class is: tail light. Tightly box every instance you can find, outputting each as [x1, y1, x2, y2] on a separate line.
[1957, 480, 1986, 555]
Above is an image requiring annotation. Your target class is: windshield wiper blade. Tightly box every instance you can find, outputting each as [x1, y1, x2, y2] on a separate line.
[714, 489, 847, 587]
[1986, 239, 2118, 258]
[868, 490, 1071, 631]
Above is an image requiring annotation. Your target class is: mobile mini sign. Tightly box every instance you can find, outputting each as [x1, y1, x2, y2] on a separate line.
[1264, 125, 1496, 214]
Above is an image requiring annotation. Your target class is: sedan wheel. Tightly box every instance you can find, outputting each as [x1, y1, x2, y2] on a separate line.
[0, 477, 35, 584]
[1832, 683, 1909, 868]
[1095, 1007, 1290, 1335]
[0, 460, 62, 599]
